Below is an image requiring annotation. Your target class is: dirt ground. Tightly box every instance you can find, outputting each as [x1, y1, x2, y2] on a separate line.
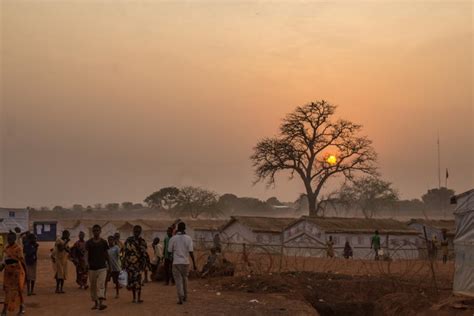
[0, 242, 316, 316]
[1, 241, 472, 316]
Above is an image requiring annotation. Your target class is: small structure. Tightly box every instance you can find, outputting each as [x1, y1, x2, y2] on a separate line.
[33, 221, 58, 241]
[144, 219, 180, 241]
[451, 189, 474, 297]
[283, 217, 420, 258]
[116, 220, 152, 240]
[408, 218, 455, 240]
[185, 219, 227, 249]
[0, 207, 29, 235]
[220, 216, 295, 251]
[408, 218, 455, 258]
[101, 221, 127, 239]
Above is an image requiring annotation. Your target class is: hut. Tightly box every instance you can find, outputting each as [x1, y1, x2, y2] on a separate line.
[451, 189, 474, 296]
[116, 220, 151, 240]
[101, 221, 127, 239]
[220, 216, 295, 251]
[184, 219, 227, 249]
[408, 218, 455, 239]
[283, 217, 420, 258]
[0, 208, 29, 244]
[142, 219, 180, 241]
[408, 218, 455, 258]
[0, 207, 29, 234]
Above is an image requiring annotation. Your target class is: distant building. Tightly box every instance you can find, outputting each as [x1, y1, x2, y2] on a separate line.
[452, 189, 474, 297]
[408, 218, 455, 239]
[0, 207, 29, 234]
[220, 216, 295, 251]
[144, 219, 181, 241]
[184, 219, 227, 249]
[283, 216, 420, 259]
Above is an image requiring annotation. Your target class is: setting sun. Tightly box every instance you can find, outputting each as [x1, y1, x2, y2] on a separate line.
[326, 155, 337, 166]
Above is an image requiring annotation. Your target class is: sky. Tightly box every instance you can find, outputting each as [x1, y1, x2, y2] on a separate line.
[1, 0, 473, 208]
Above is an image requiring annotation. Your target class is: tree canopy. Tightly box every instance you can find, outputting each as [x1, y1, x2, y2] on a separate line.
[144, 186, 180, 209]
[174, 186, 221, 218]
[251, 100, 378, 216]
[338, 176, 399, 218]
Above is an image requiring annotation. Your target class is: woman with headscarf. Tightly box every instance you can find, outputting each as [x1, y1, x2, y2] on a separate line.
[123, 225, 149, 303]
[1, 231, 26, 315]
[70, 231, 89, 289]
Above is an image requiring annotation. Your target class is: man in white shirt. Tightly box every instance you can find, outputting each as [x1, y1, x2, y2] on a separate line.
[168, 222, 197, 304]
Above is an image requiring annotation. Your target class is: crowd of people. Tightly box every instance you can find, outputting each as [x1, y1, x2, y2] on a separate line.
[0, 221, 197, 315]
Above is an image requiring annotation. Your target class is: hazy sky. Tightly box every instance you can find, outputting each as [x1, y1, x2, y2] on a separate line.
[1, 0, 473, 208]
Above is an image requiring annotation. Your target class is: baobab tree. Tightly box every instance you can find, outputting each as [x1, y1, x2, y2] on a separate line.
[251, 100, 378, 216]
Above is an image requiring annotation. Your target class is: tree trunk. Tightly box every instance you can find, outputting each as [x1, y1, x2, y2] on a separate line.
[307, 193, 318, 217]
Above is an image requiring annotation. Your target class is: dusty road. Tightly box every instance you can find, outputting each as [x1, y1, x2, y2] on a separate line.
[0, 242, 317, 316]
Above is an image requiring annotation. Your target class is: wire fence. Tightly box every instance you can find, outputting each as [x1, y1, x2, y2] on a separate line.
[194, 239, 455, 295]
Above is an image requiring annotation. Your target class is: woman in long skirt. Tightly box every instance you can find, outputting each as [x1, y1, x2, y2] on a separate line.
[1, 232, 26, 315]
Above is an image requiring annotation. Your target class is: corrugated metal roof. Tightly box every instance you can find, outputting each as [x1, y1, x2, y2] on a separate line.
[223, 216, 296, 233]
[292, 216, 419, 235]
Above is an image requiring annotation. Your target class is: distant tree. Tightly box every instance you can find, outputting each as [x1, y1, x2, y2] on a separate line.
[338, 176, 399, 219]
[294, 193, 309, 214]
[133, 203, 144, 209]
[174, 186, 221, 218]
[52, 205, 65, 212]
[217, 194, 239, 214]
[266, 197, 283, 206]
[121, 202, 134, 210]
[39, 206, 51, 211]
[86, 205, 93, 212]
[72, 204, 84, 212]
[94, 203, 103, 211]
[105, 203, 120, 211]
[217, 194, 272, 216]
[144, 187, 180, 210]
[251, 101, 378, 216]
[421, 187, 455, 214]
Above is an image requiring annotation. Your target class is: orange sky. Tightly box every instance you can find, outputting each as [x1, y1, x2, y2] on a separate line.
[1, 1, 473, 208]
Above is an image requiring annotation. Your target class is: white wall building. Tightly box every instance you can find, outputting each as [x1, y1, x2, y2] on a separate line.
[452, 189, 474, 297]
[220, 216, 295, 251]
[0, 207, 29, 234]
[283, 217, 420, 259]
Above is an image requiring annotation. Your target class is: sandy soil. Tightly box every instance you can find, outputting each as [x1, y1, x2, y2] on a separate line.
[0, 242, 317, 316]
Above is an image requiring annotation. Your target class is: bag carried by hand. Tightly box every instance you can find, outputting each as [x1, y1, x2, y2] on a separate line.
[118, 270, 128, 287]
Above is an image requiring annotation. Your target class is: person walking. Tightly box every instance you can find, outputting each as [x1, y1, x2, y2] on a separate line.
[52, 230, 70, 293]
[1, 232, 26, 315]
[150, 237, 163, 281]
[343, 241, 353, 259]
[163, 227, 174, 285]
[326, 236, 335, 258]
[70, 231, 89, 290]
[123, 225, 149, 303]
[168, 222, 197, 305]
[371, 230, 381, 261]
[105, 235, 121, 299]
[85, 225, 109, 311]
[23, 233, 39, 296]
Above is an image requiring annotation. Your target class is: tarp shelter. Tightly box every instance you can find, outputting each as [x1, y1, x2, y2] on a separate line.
[452, 189, 474, 297]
